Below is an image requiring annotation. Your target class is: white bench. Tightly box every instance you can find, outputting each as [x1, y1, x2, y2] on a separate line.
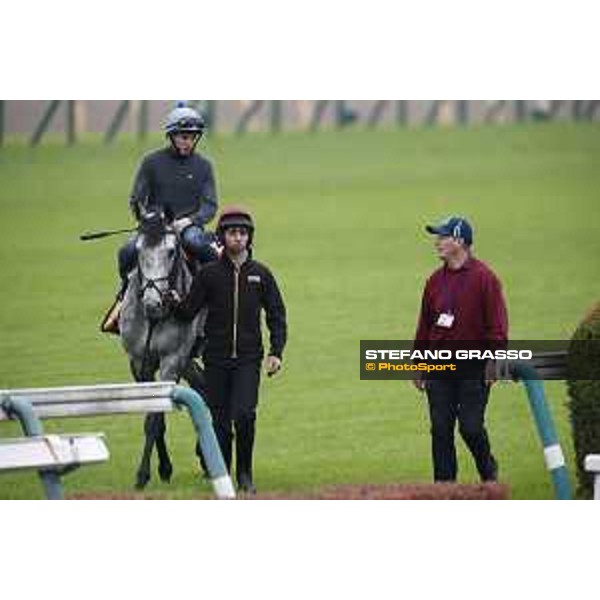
[0, 381, 175, 421]
[0, 434, 109, 472]
[0, 382, 234, 500]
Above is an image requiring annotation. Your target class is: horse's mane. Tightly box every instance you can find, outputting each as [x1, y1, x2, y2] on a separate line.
[139, 209, 174, 245]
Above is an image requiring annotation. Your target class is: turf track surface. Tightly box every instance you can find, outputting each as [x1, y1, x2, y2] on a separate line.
[0, 124, 598, 498]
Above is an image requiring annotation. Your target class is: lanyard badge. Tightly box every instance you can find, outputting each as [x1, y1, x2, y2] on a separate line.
[435, 269, 460, 329]
[436, 312, 455, 328]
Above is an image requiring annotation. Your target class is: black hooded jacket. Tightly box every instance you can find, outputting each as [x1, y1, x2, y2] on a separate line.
[176, 254, 287, 364]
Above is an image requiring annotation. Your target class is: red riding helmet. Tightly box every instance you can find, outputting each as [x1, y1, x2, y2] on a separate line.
[216, 205, 255, 245]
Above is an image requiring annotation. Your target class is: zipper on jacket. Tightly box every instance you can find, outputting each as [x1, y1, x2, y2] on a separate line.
[231, 265, 240, 358]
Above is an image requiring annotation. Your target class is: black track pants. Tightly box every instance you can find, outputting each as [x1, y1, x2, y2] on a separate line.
[204, 360, 261, 481]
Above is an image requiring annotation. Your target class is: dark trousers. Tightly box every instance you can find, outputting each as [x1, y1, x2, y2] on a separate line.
[425, 378, 497, 482]
[204, 359, 261, 482]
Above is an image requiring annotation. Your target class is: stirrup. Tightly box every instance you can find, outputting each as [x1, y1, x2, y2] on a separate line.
[100, 299, 122, 335]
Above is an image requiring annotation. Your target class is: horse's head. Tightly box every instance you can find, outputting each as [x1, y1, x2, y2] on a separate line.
[136, 208, 180, 321]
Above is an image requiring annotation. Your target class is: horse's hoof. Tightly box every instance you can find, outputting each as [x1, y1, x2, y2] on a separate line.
[135, 473, 150, 490]
[159, 465, 173, 483]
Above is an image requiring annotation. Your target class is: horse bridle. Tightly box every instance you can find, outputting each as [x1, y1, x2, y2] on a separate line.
[135, 230, 183, 380]
[136, 232, 182, 309]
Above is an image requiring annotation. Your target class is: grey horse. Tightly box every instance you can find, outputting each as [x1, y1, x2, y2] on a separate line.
[119, 209, 206, 489]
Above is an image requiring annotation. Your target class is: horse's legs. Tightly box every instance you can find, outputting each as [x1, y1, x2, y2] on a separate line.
[153, 413, 173, 482]
[155, 355, 191, 485]
[135, 413, 156, 490]
[136, 411, 172, 488]
[131, 359, 157, 490]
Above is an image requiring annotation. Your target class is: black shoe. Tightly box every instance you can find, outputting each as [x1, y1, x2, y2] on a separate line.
[237, 472, 257, 495]
[482, 456, 499, 482]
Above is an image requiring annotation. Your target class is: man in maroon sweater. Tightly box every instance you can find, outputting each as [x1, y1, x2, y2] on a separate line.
[413, 216, 508, 482]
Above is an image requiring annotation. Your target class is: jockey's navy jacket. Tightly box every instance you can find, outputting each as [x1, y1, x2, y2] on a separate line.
[176, 254, 287, 365]
[129, 147, 218, 225]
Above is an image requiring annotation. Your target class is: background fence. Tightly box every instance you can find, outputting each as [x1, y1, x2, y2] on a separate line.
[1, 100, 598, 146]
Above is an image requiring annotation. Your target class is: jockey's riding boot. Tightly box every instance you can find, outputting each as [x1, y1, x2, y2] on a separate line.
[116, 278, 128, 301]
[100, 280, 127, 335]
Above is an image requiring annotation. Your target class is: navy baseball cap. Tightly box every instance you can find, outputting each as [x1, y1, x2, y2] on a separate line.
[425, 216, 473, 246]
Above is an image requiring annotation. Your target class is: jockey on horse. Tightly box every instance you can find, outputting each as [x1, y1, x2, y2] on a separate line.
[102, 102, 219, 334]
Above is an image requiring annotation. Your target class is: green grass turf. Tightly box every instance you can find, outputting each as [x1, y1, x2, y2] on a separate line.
[0, 123, 598, 499]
